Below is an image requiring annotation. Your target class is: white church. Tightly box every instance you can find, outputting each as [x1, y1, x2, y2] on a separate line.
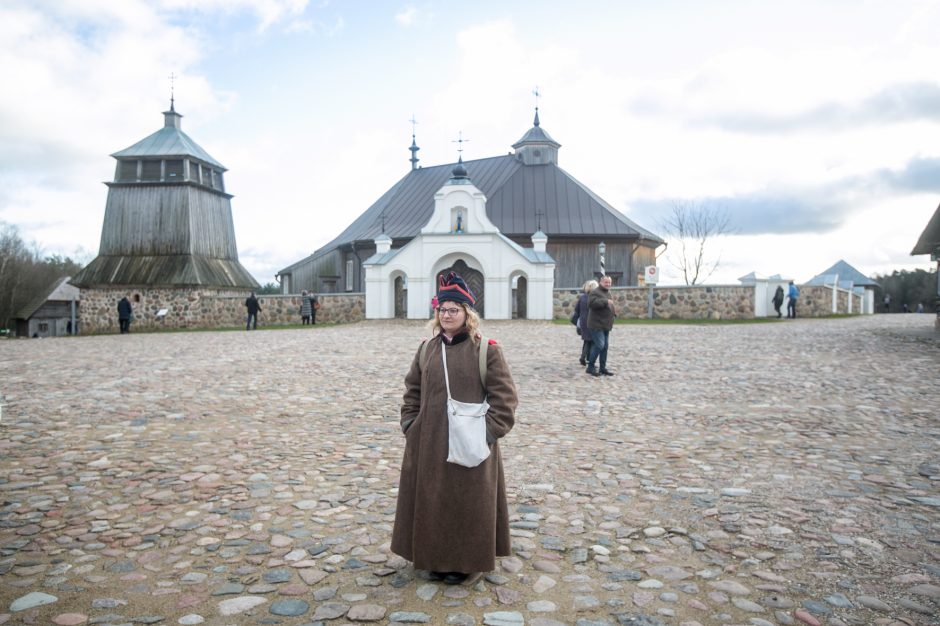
[363, 160, 556, 320]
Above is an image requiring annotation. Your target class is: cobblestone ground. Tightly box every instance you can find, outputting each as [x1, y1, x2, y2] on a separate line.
[1, 315, 939, 626]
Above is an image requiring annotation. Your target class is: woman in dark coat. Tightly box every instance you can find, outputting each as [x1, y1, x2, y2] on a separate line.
[772, 285, 784, 318]
[391, 272, 518, 584]
[571, 280, 598, 365]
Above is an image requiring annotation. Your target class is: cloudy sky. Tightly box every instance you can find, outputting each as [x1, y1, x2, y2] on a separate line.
[2, 0, 939, 286]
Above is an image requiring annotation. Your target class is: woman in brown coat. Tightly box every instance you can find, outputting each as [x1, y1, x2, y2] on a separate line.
[391, 272, 518, 584]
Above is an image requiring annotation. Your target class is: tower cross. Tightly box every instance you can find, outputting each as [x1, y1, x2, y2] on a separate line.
[409, 114, 418, 136]
[452, 131, 470, 160]
[169, 72, 177, 110]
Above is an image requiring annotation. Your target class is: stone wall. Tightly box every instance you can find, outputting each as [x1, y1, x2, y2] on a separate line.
[554, 285, 756, 320]
[553, 284, 864, 320]
[202, 294, 365, 327]
[797, 285, 859, 317]
[79, 283, 864, 332]
[78, 288, 365, 333]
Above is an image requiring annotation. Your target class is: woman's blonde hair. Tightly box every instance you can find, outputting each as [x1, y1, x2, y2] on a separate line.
[427, 302, 481, 344]
[582, 279, 599, 293]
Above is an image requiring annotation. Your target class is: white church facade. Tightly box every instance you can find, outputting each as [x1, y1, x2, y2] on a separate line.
[363, 161, 556, 320]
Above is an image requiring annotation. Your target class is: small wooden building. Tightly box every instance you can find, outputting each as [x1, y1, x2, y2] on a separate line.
[277, 110, 663, 298]
[14, 276, 79, 337]
[71, 101, 259, 332]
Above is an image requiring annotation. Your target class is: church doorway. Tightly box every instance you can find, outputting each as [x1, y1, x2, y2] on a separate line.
[437, 259, 484, 318]
[394, 275, 407, 318]
[513, 275, 528, 319]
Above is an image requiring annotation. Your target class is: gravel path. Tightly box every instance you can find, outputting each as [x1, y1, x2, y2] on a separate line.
[1, 315, 938, 626]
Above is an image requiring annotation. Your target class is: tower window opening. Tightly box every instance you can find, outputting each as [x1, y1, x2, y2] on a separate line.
[165, 160, 183, 179]
[141, 160, 161, 181]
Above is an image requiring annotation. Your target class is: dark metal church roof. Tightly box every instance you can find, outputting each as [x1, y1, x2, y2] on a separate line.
[282, 154, 662, 272]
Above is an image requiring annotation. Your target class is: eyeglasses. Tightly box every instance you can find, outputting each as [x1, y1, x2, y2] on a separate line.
[437, 307, 463, 317]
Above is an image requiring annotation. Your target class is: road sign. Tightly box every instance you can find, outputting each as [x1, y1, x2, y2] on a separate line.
[645, 265, 659, 285]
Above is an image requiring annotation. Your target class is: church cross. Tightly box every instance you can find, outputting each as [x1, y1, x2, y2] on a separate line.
[535, 210, 544, 232]
[409, 114, 418, 136]
[169, 72, 176, 109]
[452, 131, 470, 159]
[532, 85, 540, 109]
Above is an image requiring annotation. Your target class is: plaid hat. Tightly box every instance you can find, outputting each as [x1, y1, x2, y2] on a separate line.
[438, 271, 476, 307]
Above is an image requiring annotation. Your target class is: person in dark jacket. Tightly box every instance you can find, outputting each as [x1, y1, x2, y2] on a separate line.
[571, 279, 598, 365]
[310, 292, 319, 325]
[117, 296, 132, 334]
[772, 285, 785, 318]
[245, 292, 261, 330]
[391, 272, 518, 585]
[586, 275, 616, 376]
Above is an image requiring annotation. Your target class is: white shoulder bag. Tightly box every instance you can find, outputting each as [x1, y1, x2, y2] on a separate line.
[442, 341, 491, 468]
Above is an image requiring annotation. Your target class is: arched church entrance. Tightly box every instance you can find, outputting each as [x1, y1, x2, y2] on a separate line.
[513, 275, 528, 319]
[393, 275, 407, 318]
[437, 259, 484, 318]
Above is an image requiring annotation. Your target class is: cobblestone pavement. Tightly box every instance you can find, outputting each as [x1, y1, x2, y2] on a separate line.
[1, 315, 939, 626]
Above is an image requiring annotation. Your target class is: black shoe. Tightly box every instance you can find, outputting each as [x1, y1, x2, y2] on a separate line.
[428, 571, 445, 581]
[586, 368, 600, 377]
[443, 572, 468, 585]
[600, 370, 614, 376]
[579, 358, 587, 366]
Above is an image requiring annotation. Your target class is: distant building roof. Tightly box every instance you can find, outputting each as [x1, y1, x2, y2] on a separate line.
[112, 107, 225, 169]
[912, 202, 940, 256]
[16, 276, 79, 320]
[807, 260, 879, 287]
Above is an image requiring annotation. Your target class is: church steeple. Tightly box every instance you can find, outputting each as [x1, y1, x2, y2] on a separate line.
[163, 101, 182, 130]
[409, 115, 420, 171]
[512, 107, 561, 165]
[164, 74, 182, 129]
[409, 135, 420, 171]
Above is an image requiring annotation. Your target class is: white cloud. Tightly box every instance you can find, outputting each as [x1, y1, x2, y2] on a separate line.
[395, 6, 418, 26]
[2, 1, 938, 289]
[159, 0, 311, 32]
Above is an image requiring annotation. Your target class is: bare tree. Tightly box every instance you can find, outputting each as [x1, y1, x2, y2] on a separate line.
[659, 200, 733, 285]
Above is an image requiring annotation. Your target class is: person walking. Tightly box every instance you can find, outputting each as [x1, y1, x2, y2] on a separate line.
[300, 290, 312, 325]
[586, 275, 616, 376]
[883, 293, 891, 313]
[571, 279, 598, 365]
[772, 285, 785, 318]
[787, 281, 799, 319]
[391, 271, 518, 585]
[245, 292, 261, 330]
[117, 296, 132, 334]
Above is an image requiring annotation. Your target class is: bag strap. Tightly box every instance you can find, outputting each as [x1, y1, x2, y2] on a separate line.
[441, 342, 453, 400]
[478, 335, 488, 389]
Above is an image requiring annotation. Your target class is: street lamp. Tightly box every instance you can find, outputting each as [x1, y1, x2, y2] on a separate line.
[598, 241, 606, 277]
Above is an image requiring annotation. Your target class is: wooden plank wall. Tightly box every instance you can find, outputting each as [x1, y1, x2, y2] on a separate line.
[99, 187, 238, 259]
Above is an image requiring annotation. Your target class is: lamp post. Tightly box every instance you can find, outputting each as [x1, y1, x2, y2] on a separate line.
[598, 241, 606, 277]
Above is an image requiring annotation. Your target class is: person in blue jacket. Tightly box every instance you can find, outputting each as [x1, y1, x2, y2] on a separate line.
[787, 281, 799, 319]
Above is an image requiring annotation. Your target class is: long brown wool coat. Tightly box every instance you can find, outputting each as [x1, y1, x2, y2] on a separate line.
[391, 334, 518, 573]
